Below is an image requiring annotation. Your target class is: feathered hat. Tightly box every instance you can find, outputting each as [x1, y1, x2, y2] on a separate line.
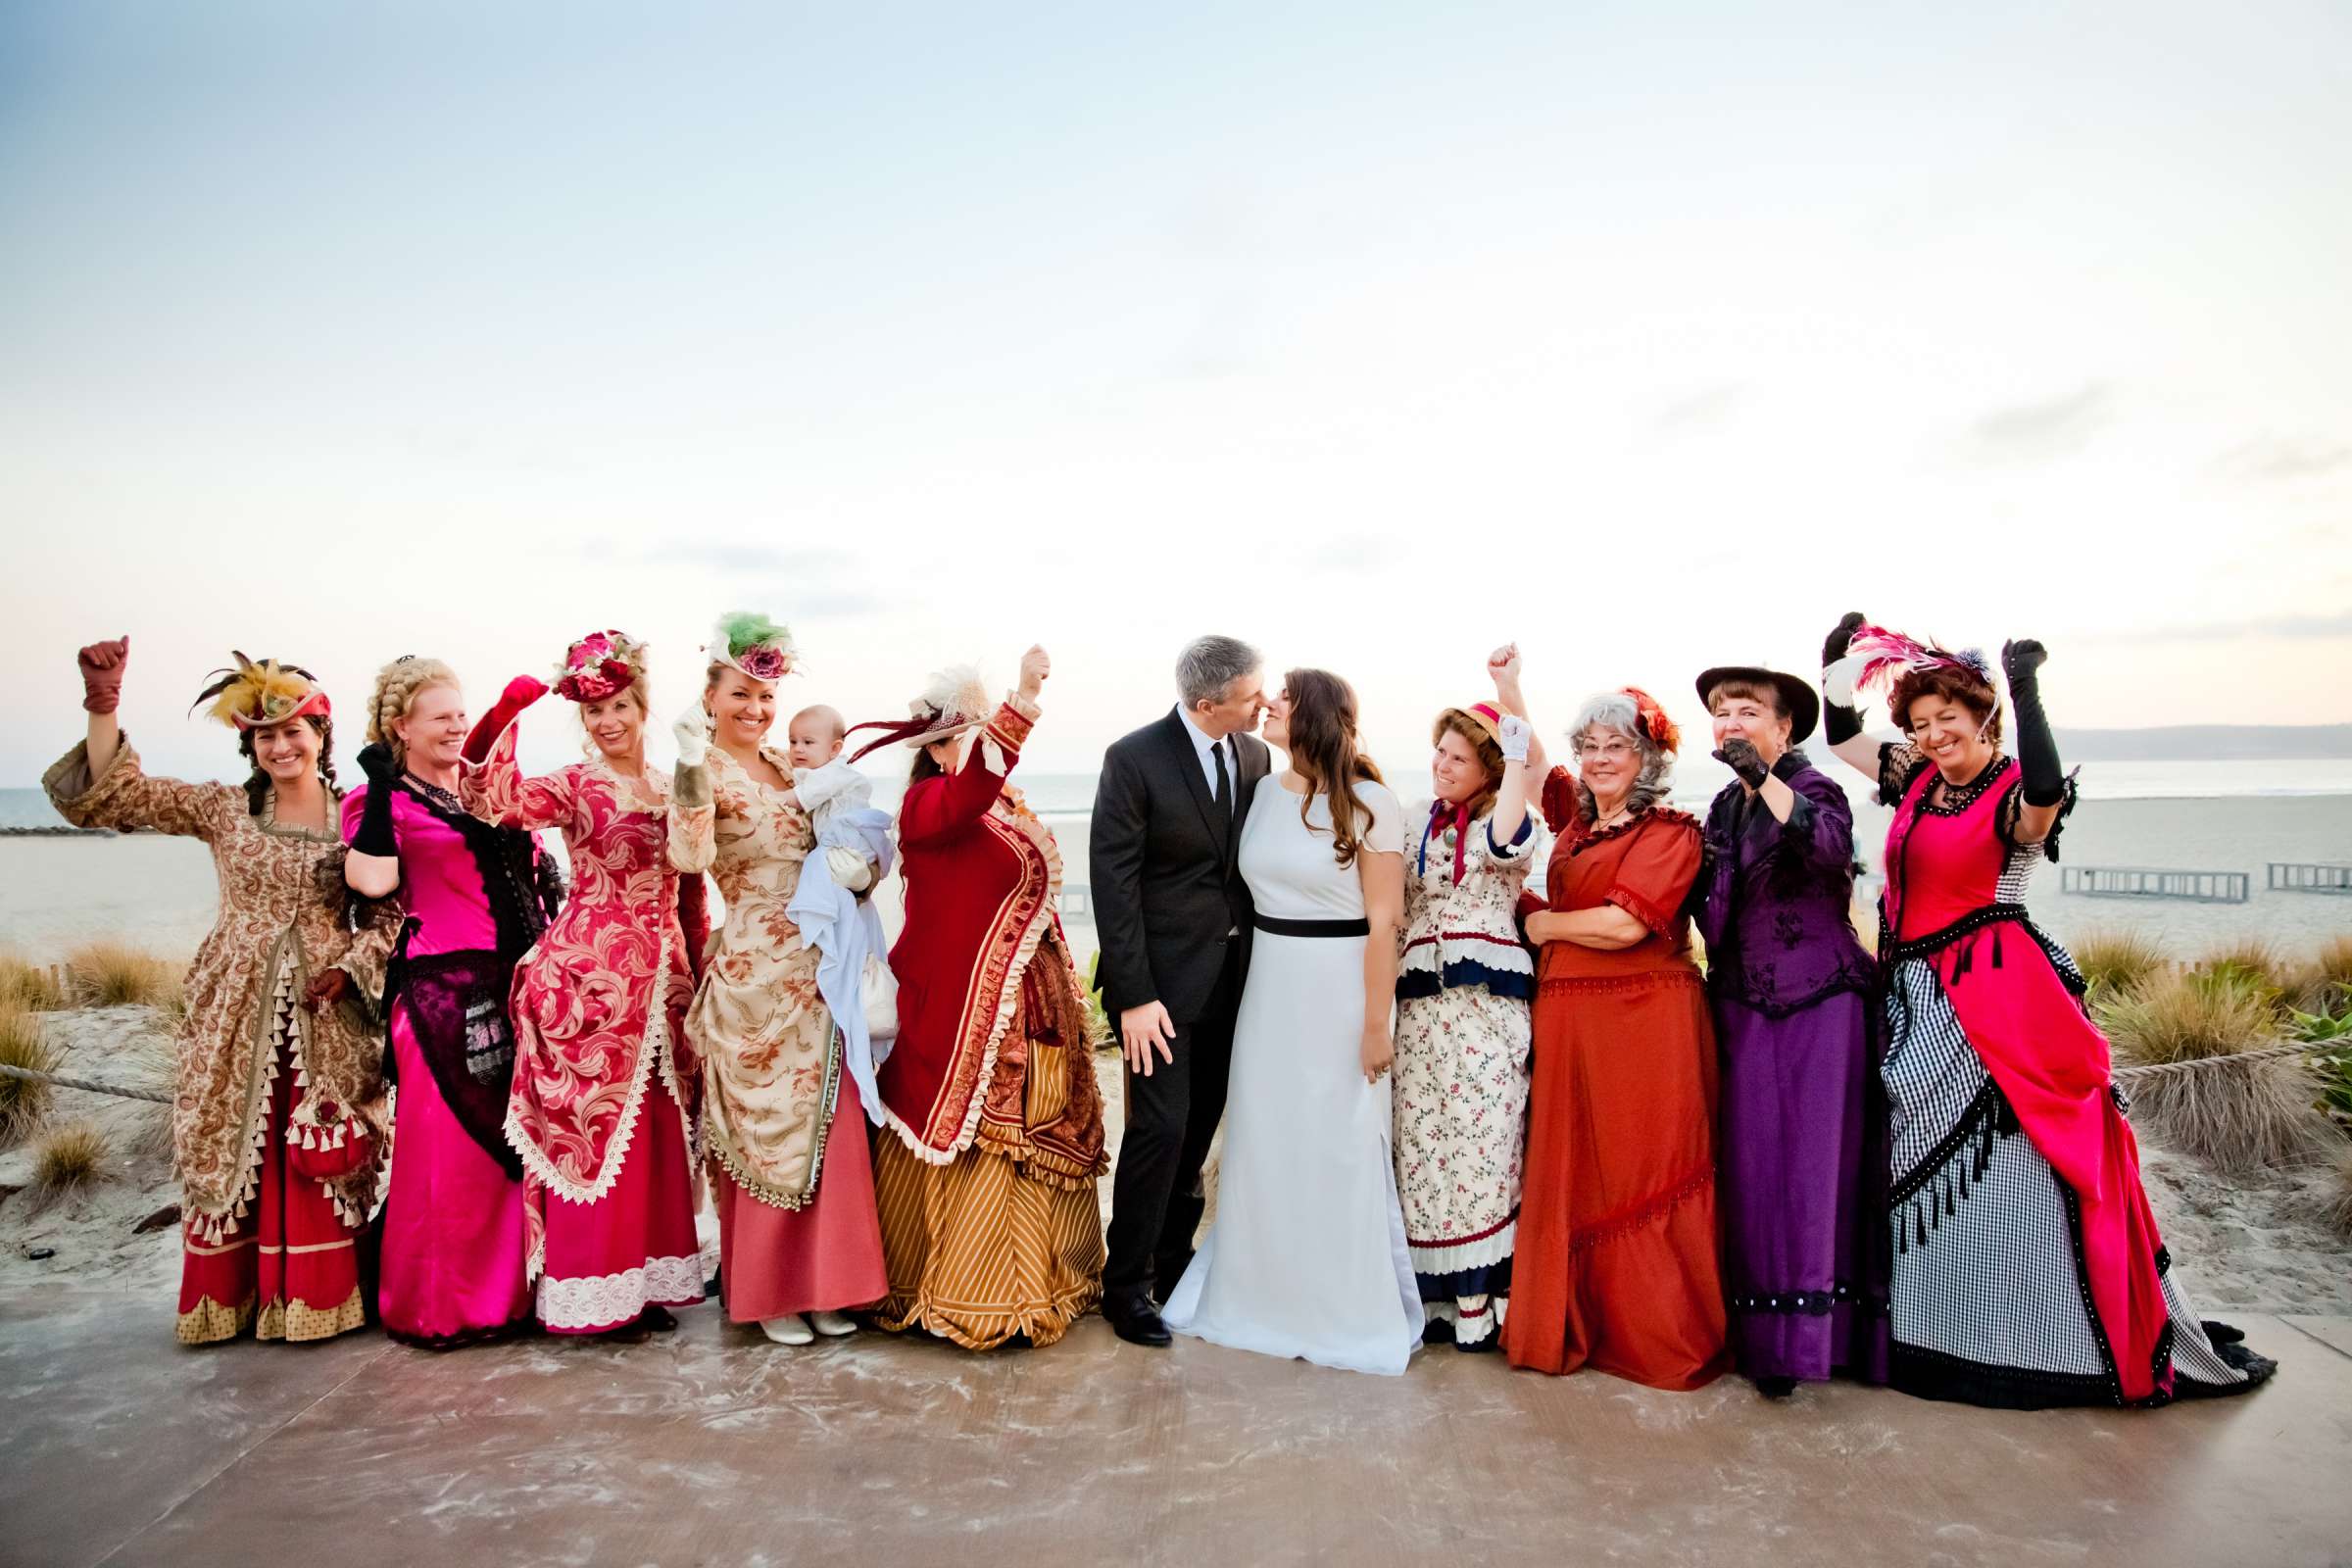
[553, 628, 648, 704]
[844, 665, 994, 765]
[1823, 624, 1993, 722]
[704, 611, 797, 683]
[189, 653, 330, 730]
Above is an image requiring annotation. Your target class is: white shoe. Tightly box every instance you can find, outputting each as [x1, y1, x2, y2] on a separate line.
[759, 1314, 814, 1346]
[808, 1309, 858, 1338]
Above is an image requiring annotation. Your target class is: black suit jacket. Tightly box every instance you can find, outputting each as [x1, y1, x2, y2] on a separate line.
[1090, 708, 1272, 1025]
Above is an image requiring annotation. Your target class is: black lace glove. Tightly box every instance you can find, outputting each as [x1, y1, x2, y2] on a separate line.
[2003, 638, 2065, 807]
[352, 743, 398, 857]
[1821, 611, 1866, 745]
[1713, 737, 1770, 788]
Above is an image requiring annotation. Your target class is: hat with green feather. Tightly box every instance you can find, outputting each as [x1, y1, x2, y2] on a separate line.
[704, 611, 798, 683]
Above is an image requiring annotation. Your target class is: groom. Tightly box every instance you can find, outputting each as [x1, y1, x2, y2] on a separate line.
[1091, 634, 1270, 1347]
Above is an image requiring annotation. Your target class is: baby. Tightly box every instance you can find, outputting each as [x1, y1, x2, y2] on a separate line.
[785, 704, 880, 897]
[780, 703, 900, 1101]
[786, 705, 872, 838]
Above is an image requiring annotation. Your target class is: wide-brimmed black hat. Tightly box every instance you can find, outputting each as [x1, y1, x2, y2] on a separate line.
[1694, 664, 1820, 746]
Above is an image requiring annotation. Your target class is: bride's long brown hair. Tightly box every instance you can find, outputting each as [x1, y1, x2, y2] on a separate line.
[1282, 667, 1384, 867]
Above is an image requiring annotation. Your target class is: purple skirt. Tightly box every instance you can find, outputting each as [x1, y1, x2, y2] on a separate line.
[1715, 989, 1889, 1384]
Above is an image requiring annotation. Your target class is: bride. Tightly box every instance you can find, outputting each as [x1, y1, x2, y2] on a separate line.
[1160, 668, 1424, 1375]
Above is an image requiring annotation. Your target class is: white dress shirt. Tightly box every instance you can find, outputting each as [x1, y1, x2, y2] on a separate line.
[1176, 706, 1236, 801]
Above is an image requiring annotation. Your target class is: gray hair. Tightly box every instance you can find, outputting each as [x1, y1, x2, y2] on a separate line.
[1176, 634, 1262, 709]
[1566, 690, 1677, 821]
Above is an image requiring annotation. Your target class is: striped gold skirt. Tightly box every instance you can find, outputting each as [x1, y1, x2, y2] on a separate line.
[870, 1134, 1104, 1350]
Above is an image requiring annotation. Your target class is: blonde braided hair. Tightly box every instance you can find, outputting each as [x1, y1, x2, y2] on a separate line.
[366, 656, 462, 765]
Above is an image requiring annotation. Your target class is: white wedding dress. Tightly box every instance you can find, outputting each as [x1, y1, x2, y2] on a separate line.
[1161, 775, 1425, 1375]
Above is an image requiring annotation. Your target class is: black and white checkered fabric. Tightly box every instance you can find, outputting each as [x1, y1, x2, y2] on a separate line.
[1882, 956, 2245, 1390]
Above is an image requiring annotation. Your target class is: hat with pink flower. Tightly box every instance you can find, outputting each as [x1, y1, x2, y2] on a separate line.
[704, 611, 798, 684]
[553, 628, 648, 704]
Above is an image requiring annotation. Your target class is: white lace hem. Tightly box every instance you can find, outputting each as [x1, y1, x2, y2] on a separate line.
[1406, 1218, 1516, 1274]
[536, 1252, 705, 1331]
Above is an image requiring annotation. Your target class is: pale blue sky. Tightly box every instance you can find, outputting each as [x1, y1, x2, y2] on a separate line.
[4, 1, 2348, 783]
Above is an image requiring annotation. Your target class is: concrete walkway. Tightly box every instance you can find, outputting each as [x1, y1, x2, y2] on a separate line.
[3, 1287, 2349, 1568]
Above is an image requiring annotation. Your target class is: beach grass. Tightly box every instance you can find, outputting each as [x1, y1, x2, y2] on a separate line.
[2103, 971, 2327, 1174]
[27, 1121, 109, 1208]
[63, 941, 184, 1010]
[120, 1031, 177, 1163]
[0, 1003, 60, 1145]
[2290, 935, 2352, 1012]
[2188, 938, 2291, 1008]
[2320, 1147, 2352, 1240]
[0, 953, 69, 1012]
[2073, 929, 2171, 1001]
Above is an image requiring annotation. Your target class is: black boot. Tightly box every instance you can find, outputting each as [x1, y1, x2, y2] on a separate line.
[1102, 1287, 1172, 1348]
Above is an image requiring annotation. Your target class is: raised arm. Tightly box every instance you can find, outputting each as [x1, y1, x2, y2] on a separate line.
[1819, 612, 1892, 779]
[2002, 638, 2065, 847]
[1487, 642, 1549, 779]
[1490, 713, 1535, 847]
[77, 636, 128, 779]
[46, 635, 231, 842]
[666, 701, 717, 875]
[456, 676, 574, 831]
[899, 646, 1048, 848]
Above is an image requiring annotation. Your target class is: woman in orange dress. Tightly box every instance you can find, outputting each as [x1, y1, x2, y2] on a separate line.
[1496, 676, 1727, 1390]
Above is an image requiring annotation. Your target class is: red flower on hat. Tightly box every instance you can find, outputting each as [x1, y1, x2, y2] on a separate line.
[1624, 687, 1681, 755]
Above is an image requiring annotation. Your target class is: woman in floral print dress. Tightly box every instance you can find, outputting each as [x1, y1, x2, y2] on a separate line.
[458, 630, 707, 1338]
[1392, 653, 1541, 1350]
[666, 612, 888, 1347]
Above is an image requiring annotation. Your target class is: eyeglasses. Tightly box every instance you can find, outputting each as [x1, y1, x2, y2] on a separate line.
[1573, 739, 1639, 761]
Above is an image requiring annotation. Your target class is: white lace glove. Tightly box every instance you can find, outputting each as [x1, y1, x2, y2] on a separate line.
[1495, 713, 1533, 763]
[671, 702, 710, 769]
[826, 844, 874, 893]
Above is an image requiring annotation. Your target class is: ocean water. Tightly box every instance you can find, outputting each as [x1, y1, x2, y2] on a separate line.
[10, 760, 2350, 831]
[5, 763, 2348, 964]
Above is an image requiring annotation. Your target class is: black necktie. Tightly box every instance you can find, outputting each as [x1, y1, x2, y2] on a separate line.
[1212, 738, 1233, 831]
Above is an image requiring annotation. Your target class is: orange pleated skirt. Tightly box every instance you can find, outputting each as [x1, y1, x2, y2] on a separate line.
[1501, 967, 1729, 1389]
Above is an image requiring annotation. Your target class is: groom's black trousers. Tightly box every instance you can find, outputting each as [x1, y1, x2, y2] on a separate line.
[1102, 944, 1244, 1300]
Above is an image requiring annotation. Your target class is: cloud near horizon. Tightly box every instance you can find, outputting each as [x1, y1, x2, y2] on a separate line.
[1962, 382, 2114, 465]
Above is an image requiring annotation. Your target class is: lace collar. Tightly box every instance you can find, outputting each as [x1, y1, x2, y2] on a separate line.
[1918, 754, 2013, 817]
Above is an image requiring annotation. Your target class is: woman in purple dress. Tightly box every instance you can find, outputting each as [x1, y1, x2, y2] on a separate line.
[1692, 662, 1886, 1397]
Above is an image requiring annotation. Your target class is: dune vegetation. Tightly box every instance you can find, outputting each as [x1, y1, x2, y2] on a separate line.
[0, 1003, 60, 1145]
[26, 1121, 110, 1209]
[0, 953, 70, 1012]
[63, 941, 184, 1010]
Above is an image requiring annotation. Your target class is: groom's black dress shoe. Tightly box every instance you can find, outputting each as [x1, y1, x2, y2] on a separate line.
[1103, 1291, 1173, 1348]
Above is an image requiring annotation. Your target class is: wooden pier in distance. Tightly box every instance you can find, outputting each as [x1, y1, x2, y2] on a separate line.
[2060, 866, 2251, 904]
[2268, 862, 2352, 895]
